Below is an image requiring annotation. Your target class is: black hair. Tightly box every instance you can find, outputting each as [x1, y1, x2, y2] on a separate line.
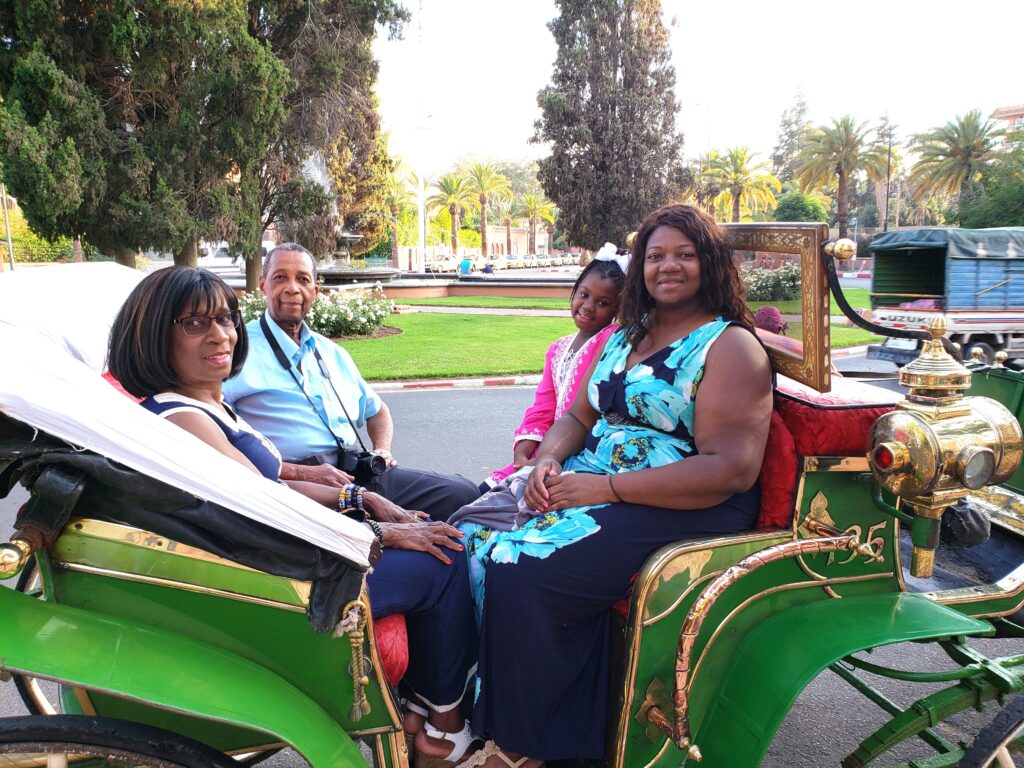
[620, 204, 752, 345]
[570, 257, 627, 303]
[107, 266, 248, 398]
[263, 242, 318, 280]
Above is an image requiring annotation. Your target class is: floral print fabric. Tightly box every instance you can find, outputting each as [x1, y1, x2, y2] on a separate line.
[461, 317, 730, 618]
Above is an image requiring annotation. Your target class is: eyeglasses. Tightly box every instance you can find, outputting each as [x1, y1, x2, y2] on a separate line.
[173, 311, 242, 336]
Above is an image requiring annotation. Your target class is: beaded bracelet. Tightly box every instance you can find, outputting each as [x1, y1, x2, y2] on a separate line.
[337, 484, 366, 513]
[366, 519, 384, 545]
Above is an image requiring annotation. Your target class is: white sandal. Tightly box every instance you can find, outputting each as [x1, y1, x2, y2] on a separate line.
[456, 740, 531, 768]
[414, 720, 480, 768]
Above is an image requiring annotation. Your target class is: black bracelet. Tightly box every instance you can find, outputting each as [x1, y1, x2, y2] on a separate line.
[366, 519, 384, 545]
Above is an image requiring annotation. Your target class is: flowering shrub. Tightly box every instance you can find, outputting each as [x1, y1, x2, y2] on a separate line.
[238, 286, 394, 337]
[741, 263, 801, 302]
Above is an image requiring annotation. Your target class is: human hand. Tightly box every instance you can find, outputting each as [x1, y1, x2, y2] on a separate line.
[379, 521, 465, 565]
[543, 472, 616, 511]
[524, 457, 562, 512]
[512, 440, 540, 469]
[372, 448, 398, 468]
[364, 492, 429, 524]
[286, 462, 354, 488]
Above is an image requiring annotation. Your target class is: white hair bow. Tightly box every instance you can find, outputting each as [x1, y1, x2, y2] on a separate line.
[594, 242, 630, 274]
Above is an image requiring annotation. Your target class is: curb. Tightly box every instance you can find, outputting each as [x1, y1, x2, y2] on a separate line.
[374, 348, 872, 390]
[372, 374, 543, 392]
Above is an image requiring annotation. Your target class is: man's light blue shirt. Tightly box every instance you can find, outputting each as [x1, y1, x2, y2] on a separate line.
[222, 314, 382, 462]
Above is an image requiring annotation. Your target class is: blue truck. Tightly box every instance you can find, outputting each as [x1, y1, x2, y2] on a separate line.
[866, 226, 1024, 365]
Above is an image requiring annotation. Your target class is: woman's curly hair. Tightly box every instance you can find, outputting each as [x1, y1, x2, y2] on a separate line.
[619, 204, 753, 344]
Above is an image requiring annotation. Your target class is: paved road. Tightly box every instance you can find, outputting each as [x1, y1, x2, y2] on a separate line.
[1, 380, 1018, 766]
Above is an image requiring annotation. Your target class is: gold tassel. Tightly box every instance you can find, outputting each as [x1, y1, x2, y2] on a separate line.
[343, 598, 373, 722]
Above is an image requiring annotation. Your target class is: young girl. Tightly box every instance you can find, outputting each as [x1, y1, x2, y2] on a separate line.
[486, 245, 627, 487]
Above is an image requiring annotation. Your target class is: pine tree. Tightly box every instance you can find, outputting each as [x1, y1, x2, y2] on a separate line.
[771, 92, 809, 184]
[535, 0, 683, 250]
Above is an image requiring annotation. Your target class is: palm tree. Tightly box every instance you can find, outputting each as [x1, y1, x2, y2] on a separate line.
[520, 193, 556, 254]
[467, 163, 511, 257]
[907, 110, 1003, 217]
[492, 196, 519, 256]
[427, 173, 476, 254]
[712, 147, 781, 222]
[693, 151, 723, 216]
[796, 115, 886, 237]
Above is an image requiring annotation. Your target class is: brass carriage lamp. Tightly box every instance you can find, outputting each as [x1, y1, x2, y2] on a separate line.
[868, 316, 1022, 577]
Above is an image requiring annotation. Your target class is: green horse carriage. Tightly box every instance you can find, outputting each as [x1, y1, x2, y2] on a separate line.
[0, 223, 1021, 767]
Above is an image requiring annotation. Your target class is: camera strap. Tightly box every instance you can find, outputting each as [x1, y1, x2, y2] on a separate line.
[259, 314, 371, 455]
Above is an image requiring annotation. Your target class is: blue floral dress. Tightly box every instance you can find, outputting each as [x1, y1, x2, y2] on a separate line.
[460, 317, 731, 617]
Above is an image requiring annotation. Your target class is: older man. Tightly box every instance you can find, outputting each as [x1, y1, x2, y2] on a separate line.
[223, 243, 480, 522]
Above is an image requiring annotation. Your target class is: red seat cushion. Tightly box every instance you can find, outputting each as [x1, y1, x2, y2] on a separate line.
[374, 613, 409, 687]
[775, 375, 899, 457]
[756, 409, 798, 530]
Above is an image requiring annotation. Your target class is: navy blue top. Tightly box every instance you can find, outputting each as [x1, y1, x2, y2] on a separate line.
[141, 393, 283, 481]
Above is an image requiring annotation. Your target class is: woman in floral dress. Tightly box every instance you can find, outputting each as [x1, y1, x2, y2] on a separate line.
[459, 205, 774, 768]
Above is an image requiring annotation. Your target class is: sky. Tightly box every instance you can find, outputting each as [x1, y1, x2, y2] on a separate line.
[373, 0, 1021, 179]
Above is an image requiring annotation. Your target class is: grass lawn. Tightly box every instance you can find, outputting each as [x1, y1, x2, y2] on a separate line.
[344, 313, 576, 380]
[399, 287, 872, 316]
[344, 313, 877, 381]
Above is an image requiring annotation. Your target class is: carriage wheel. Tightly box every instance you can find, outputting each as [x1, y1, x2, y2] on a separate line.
[966, 341, 997, 365]
[959, 696, 1024, 768]
[0, 715, 238, 767]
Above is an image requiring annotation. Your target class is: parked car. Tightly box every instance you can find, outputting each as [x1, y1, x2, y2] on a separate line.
[424, 255, 457, 273]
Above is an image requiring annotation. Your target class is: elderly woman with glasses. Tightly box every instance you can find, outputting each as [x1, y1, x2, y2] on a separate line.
[107, 266, 481, 767]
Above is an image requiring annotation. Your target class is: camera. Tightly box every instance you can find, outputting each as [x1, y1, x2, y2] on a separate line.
[340, 451, 388, 484]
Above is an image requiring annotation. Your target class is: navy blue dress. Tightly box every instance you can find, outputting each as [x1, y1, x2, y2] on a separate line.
[142, 393, 478, 712]
[471, 321, 760, 758]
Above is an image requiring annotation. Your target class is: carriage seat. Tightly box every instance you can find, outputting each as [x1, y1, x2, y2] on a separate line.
[757, 375, 900, 529]
[612, 375, 899, 619]
[101, 372, 409, 687]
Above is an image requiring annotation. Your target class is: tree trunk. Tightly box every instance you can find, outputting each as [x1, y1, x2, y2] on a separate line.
[505, 218, 512, 255]
[72, 237, 84, 262]
[874, 180, 886, 229]
[111, 245, 137, 268]
[529, 217, 536, 253]
[731, 191, 741, 222]
[837, 167, 849, 238]
[174, 235, 200, 268]
[480, 195, 488, 257]
[450, 205, 459, 254]
[245, 254, 261, 292]
[893, 178, 903, 227]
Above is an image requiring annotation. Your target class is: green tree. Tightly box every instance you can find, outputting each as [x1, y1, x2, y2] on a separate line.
[0, 1, 291, 269]
[467, 163, 511, 257]
[242, 0, 407, 287]
[427, 174, 476, 253]
[712, 147, 781, 222]
[535, 0, 683, 249]
[960, 127, 1024, 228]
[771, 92, 810, 184]
[520, 193, 556, 253]
[329, 122, 394, 257]
[772, 191, 828, 222]
[795, 115, 886, 237]
[908, 110, 1003, 221]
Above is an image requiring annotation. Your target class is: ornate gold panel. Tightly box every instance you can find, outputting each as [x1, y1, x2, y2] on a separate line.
[724, 222, 832, 392]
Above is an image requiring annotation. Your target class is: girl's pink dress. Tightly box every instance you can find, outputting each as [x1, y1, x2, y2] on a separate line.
[488, 324, 618, 485]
